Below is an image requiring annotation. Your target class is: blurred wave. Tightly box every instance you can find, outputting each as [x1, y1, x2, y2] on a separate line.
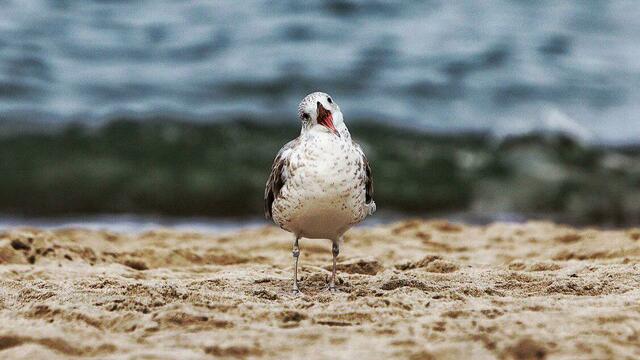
[0, 1, 639, 143]
[1, 120, 640, 225]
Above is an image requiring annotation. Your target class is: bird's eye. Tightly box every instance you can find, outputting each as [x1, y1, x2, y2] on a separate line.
[302, 112, 310, 120]
[327, 97, 333, 104]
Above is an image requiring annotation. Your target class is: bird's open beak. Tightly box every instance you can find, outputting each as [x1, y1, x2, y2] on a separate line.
[316, 102, 340, 137]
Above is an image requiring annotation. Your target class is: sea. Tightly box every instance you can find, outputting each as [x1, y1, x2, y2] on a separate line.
[1, 1, 640, 227]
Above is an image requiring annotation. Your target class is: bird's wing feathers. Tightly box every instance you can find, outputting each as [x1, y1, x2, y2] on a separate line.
[264, 139, 298, 220]
[353, 142, 374, 205]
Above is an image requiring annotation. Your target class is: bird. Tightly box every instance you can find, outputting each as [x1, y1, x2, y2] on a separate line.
[265, 92, 376, 294]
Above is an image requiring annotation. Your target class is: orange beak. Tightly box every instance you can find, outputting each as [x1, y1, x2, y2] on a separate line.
[316, 102, 340, 137]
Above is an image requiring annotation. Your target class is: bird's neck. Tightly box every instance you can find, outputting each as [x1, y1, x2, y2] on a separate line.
[301, 124, 351, 141]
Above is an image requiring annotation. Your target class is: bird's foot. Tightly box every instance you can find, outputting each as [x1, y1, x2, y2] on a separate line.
[292, 285, 304, 296]
[323, 283, 339, 293]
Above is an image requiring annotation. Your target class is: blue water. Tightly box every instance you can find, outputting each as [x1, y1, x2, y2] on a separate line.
[1, 1, 639, 143]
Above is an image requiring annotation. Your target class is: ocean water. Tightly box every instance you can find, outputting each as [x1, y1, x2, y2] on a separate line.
[1, 121, 639, 225]
[0, 214, 267, 234]
[1, 0, 639, 143]
[1, 1, 640, 225]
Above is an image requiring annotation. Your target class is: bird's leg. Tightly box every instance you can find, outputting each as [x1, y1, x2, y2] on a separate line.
[292, 237, 301, 294]
[329, 241, 339, 292]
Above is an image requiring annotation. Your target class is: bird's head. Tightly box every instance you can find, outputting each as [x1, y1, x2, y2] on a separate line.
[297, 92, 342, 137]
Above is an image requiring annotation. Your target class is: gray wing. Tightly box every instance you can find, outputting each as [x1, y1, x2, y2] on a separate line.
[264, 139, 297, 220]
[354, 142, 374, 205]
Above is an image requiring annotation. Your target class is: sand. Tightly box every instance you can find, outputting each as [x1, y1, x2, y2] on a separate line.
[1, 220, 640, 359]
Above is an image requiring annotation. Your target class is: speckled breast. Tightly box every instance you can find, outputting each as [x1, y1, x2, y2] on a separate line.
[272, 132, 368, 239]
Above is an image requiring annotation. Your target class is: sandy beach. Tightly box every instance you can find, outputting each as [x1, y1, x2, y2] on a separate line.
[1, 220, 639, 359]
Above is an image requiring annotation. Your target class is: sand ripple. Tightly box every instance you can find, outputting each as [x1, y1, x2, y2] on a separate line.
[1, 221, 640, 359]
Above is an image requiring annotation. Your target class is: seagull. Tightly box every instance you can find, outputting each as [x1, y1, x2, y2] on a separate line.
[265, 92, 376, 293]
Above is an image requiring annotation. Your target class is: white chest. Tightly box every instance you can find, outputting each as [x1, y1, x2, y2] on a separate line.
[292, 134, 357, 190]
[272, 132, 368, 239]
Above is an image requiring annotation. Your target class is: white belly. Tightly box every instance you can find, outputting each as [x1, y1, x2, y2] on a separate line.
[271, 132, 368, 240]
[284, 195, 357, 239]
